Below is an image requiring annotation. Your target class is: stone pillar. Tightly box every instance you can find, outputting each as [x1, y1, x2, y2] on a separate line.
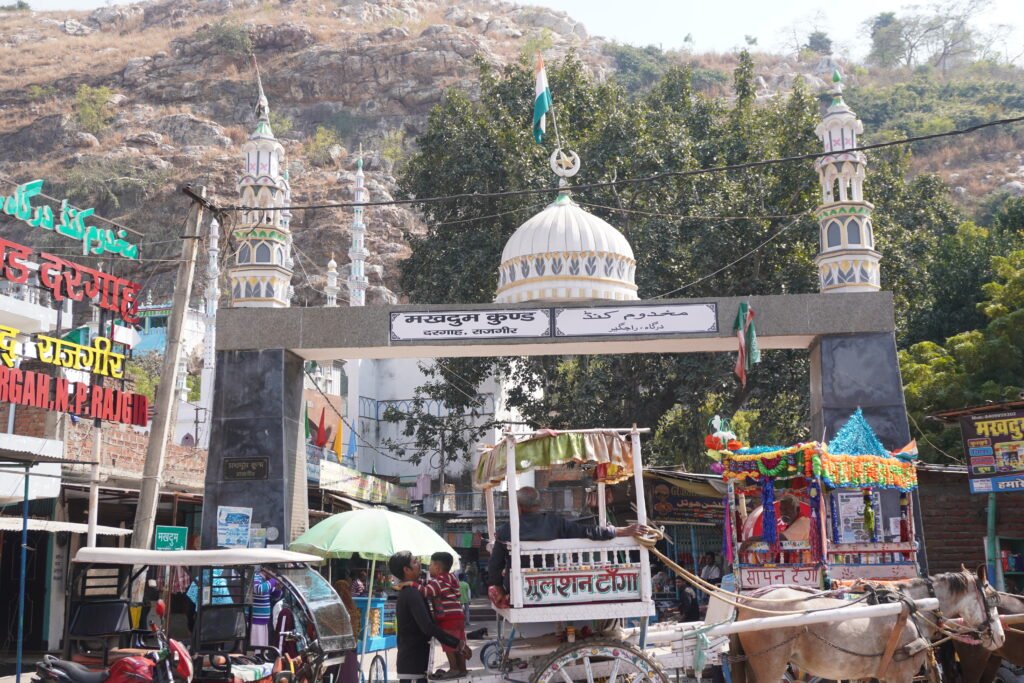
[809, 331, 928, 574]
[201, 349, 308, 548]
[809, 331, 910, 447]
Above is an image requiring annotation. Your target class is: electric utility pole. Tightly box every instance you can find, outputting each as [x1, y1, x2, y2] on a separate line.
[131, 186, 206, 550]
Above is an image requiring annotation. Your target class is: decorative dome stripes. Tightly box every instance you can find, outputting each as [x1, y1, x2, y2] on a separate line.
[495, 193, 639, 303]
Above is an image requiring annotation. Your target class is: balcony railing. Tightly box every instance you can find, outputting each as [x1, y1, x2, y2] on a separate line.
[421, 487, 577, 516]
[0, 264, 73, 334]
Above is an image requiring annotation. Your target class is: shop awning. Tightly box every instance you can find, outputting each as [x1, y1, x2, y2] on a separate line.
[0, 517, 132, 536]
[645, 471, 724, 498]
[325, 492, 371, 510]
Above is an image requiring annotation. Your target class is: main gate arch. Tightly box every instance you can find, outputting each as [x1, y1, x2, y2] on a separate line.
[199, 291, 914, 557]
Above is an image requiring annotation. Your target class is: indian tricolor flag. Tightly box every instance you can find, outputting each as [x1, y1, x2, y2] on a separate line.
[533, 53, 552, 144]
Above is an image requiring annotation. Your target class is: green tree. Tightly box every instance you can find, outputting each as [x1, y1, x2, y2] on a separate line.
[901, 250, 1024, 462]
[380, 360, 497, 478]
[395, 51, 982, 471]
[195, 20, 252, 59]
[866, 12, 906, 68]
[126, 352, 163, 402]
[805, 30, 833, 55]
[74, 84, 116, 135]
[269, 111, 293, 136]
[305, 126, 341, 167]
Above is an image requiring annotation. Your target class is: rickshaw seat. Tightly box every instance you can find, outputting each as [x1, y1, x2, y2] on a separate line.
[195, 605, 247, 653]
[68, 600, 131, 638]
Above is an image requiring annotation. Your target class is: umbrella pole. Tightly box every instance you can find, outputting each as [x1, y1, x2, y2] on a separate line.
[359, 558, 376, 673]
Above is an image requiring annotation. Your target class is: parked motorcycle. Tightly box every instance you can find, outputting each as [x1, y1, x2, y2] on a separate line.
[34, 600, 193, 683]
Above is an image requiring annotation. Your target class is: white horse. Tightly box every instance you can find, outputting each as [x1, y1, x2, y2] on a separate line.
[731, 566, 1005, 683]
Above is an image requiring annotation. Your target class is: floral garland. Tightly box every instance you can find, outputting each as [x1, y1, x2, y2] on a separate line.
[720, 442, 917, 490]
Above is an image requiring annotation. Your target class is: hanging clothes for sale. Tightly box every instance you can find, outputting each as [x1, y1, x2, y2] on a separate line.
[251, 572, 276, 646]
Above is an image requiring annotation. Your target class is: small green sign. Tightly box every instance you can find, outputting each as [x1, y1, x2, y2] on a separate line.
[154, 525, 188, 551]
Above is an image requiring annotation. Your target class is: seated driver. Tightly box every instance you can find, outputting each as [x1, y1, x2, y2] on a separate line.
[487, 486, 648, 608]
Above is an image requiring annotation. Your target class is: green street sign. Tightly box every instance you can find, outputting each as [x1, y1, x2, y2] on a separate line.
[154, 525, 188, 551]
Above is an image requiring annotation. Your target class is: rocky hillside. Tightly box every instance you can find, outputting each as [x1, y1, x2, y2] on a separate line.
[0, 0, 1020, 303]
[0, 0, 608, 303]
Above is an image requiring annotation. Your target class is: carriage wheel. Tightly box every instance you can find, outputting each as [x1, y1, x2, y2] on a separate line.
[368, 654, 386, 683]
[529, 638, 668, 683]
[480, 641, 503, 672]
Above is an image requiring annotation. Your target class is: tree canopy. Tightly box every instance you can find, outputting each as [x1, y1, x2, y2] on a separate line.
[392, 51, 1018, 470]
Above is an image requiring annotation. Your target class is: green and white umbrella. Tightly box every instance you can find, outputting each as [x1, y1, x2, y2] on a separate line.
[290, 507, 459, 565]
[290, 508, 461, 662]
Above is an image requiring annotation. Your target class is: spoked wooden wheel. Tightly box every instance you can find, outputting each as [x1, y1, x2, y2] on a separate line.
[529, 638, 668, 683]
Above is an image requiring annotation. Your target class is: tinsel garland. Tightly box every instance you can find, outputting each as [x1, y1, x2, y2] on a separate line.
[829, 491, 841, 544]
[723, 493, 734, 565]
[761, 478, 778, 548]
[808, 479, 823, 561]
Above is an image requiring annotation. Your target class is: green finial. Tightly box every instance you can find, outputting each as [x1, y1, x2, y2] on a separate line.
[832, 68, 842, 84]
[356, 142, 363, 171]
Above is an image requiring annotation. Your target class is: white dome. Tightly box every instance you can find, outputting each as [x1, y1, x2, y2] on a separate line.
[495, 193, 639, 303]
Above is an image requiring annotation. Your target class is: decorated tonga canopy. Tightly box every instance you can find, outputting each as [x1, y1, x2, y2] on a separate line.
[711, 410, 921, 592]
[476, 428, 655, 625]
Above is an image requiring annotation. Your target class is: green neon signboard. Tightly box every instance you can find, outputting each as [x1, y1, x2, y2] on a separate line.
[1, 179, 139, 260]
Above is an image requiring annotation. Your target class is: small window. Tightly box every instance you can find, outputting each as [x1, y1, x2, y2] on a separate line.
[275, 247, 284, 264]
[232, 283, 241, 299]
[847, 221, 861, 245]
[826, 221, 841, 248]
[865, 220, 873, 247]
[265, 282, 275, 298]
[238, 244, 251, 263]
[255, 244, 271, 263]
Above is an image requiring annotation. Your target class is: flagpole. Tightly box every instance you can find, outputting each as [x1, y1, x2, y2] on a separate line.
[550, 94, 564, 151]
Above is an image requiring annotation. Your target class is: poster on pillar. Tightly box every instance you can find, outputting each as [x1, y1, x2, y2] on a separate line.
[958, 410, 1024, 493]
[216, 506, 252, 548]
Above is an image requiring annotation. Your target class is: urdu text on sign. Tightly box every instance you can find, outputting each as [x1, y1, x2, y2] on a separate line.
[554, 303, 718, 337]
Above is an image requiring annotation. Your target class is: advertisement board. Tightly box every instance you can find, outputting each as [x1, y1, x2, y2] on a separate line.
[958, 410, 1024, 493]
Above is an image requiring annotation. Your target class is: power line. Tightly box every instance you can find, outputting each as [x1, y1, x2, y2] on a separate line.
[215, 114, 1024, 213]
[302, 368, 407, 462]
[651, 213, 810, 299]
[574, 200, 806, 222]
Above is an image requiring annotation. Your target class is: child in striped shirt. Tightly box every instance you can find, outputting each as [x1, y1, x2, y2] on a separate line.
[404, 551, 466, 678]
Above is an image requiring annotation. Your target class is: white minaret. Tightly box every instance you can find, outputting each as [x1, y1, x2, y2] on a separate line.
[199, 218, 220, 431]
[345, 148, 370, 470]
[348, 147, 370, 307]
[814, 70, 881, 293]
[325, 254, 340, 307]
[228, 59, 294, 308]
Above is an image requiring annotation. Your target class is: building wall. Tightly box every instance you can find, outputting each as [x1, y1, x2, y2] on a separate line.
[917, 468, 1024, 574]
[62, 419, 205, 490]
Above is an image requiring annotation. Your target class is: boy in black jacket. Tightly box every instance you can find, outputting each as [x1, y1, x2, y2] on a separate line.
[388, 551, 471, 682]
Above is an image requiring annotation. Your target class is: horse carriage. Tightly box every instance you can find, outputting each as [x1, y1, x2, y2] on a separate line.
[460, 423, 1007, 683]
[710, 409, 922, 593]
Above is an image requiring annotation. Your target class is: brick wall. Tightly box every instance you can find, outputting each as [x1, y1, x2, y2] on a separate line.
[917, 468, 1024, 574]
[62, 419, 206, 488]
[0, 400, 50, 438]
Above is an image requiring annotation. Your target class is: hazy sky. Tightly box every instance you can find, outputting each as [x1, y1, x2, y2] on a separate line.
[28, 0, 1024, 61]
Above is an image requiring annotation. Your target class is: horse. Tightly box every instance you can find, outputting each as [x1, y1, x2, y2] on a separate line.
[952, 591, 1024, 683]
[729, 566, 1005, 683]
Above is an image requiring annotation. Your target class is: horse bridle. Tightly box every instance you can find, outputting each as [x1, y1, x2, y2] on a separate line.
[919, 573, 998, 643]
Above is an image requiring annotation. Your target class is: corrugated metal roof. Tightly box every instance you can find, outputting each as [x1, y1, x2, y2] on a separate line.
[0, 517, 131, 536]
